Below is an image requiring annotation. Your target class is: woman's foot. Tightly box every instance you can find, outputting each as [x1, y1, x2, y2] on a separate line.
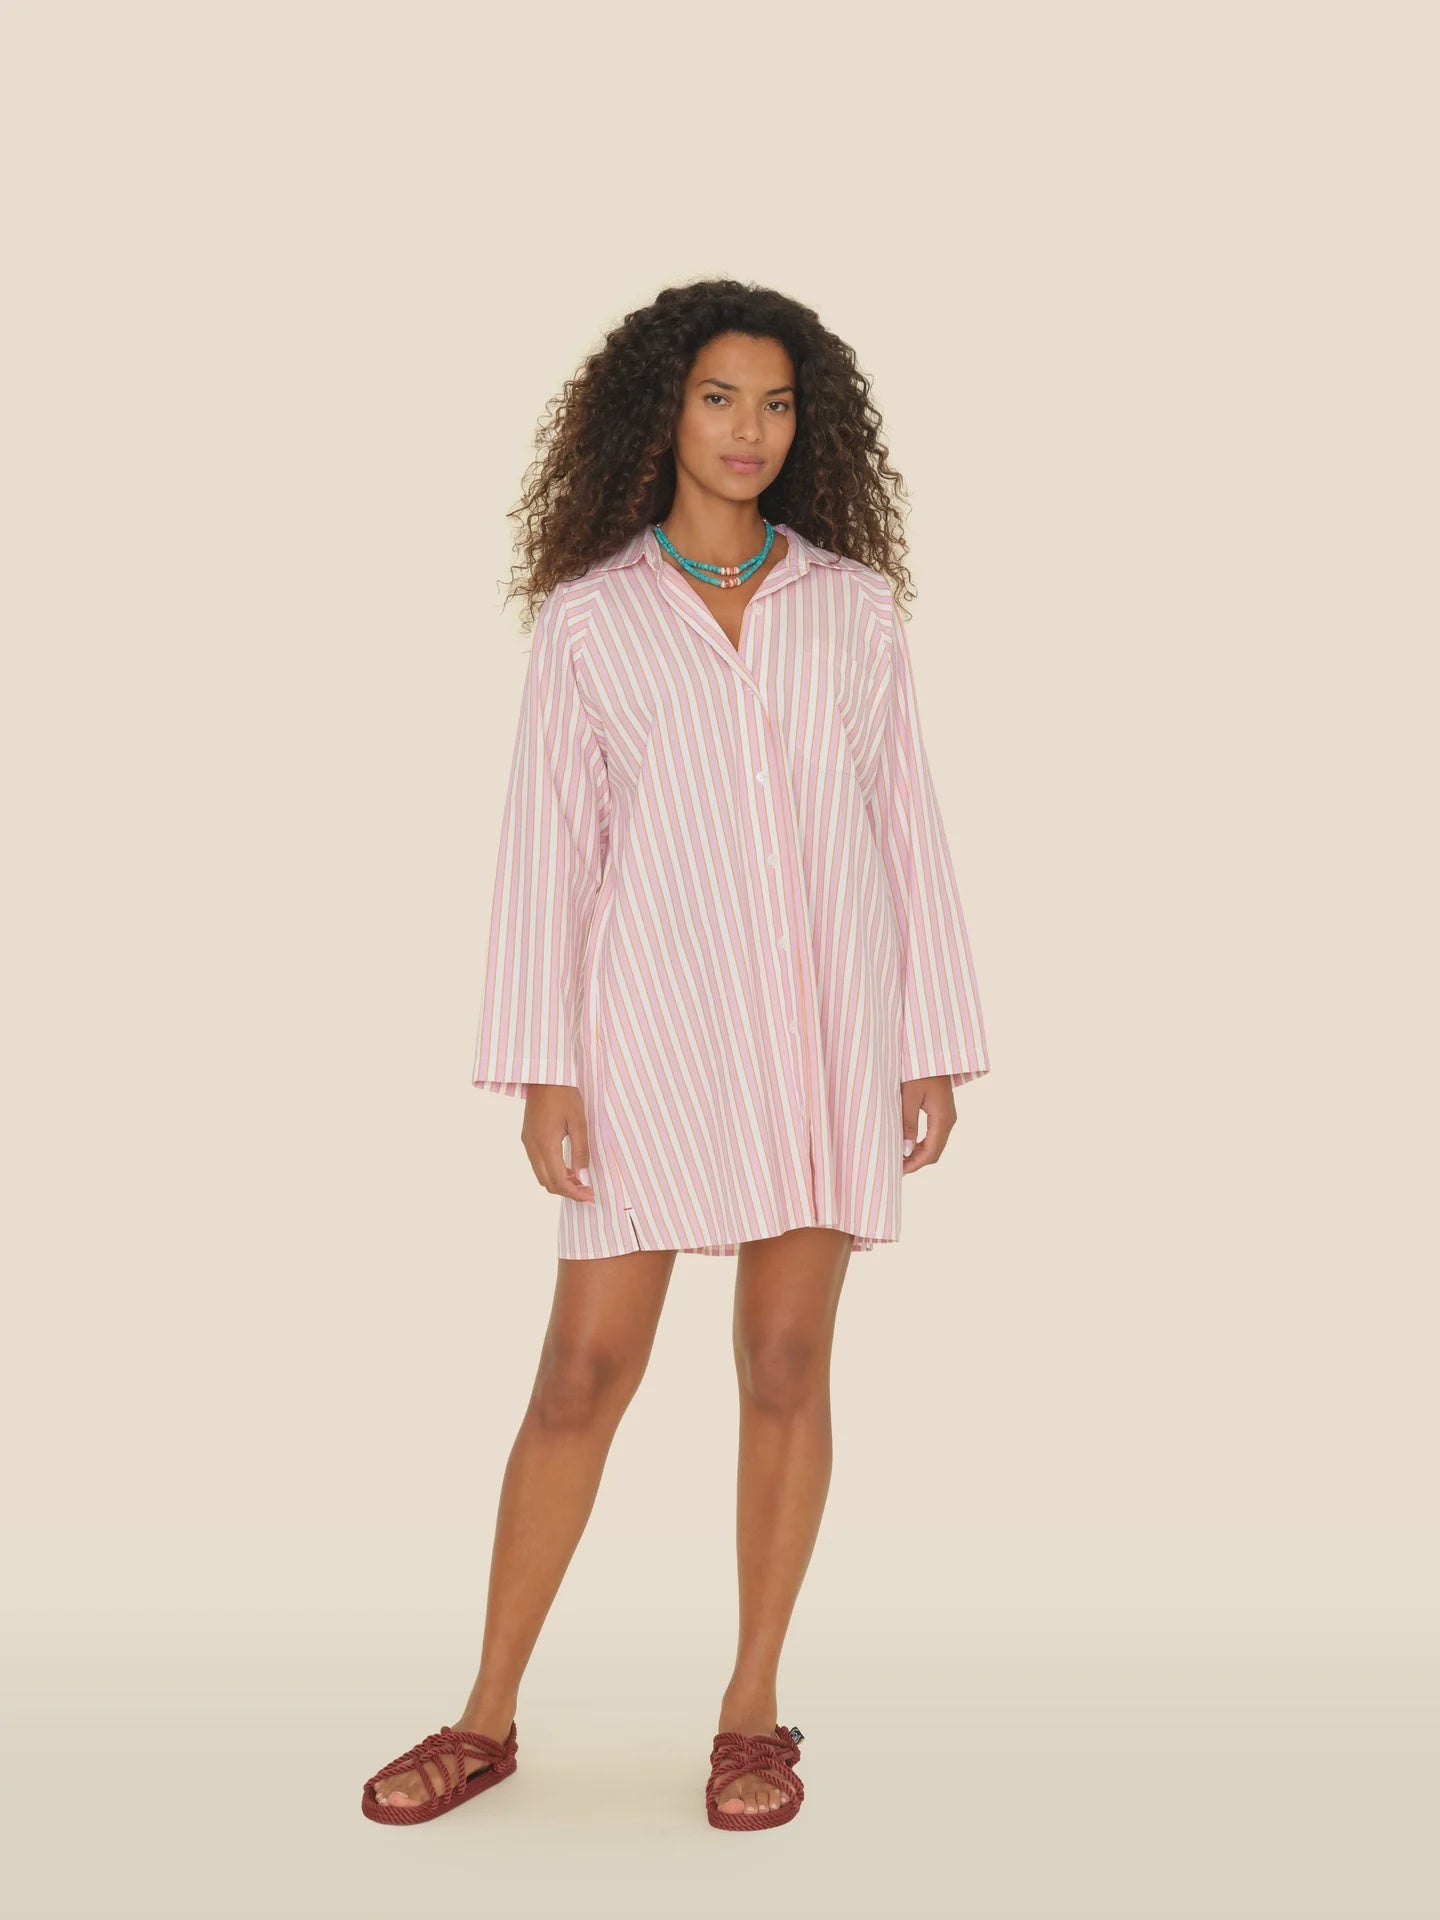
[713, 1689, 797, 1818]
[372, 1702, 517, 1809]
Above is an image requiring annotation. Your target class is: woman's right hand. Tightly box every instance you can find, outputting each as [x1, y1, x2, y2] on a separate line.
[520, 1085, 596, 1202]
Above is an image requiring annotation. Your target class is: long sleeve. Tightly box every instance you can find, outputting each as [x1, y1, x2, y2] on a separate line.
[472, 585, 609, 1096]
[874, 588, 991, 1087]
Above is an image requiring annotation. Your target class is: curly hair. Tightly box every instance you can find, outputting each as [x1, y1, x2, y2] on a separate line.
[503, 278, 916, 628]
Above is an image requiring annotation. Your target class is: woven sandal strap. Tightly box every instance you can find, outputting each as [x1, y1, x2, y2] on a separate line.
[431, 1725, 509, 1761]
[399, 1725, 507, 1807]
[708, 1730, 800, 1798]
[709, 1753, 799, 1798]
[427, 1728, 475, 1808]
[412, 1750, 443, 1810]
[711, 1729, 799, 1763]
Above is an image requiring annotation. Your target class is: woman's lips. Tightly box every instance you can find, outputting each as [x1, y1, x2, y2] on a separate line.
[722, 456, 763, 472]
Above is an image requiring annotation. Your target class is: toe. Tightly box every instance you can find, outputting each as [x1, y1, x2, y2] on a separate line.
[716, 1764, 795, 1817]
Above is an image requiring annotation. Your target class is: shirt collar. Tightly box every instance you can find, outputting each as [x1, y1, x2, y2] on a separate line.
[589, 520, 842, 578]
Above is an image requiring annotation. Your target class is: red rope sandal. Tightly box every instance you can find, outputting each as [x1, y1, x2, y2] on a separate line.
[706, 1723, 805, 1831]
[360, 1720, 518, 1826]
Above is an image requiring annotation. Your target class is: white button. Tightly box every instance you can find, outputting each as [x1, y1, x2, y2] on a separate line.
[755, 771, 768, 785]
[776, 935, 789, 949]
[788, 1022, 799, 1034]
[766, 853, 779, 867]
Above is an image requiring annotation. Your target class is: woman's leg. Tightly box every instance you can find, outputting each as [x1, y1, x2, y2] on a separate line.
[374, 1244, 677, 1807]
[713, 1225, 852, 1817]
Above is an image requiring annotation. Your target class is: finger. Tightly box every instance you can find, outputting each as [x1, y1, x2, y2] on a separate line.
[558, 1114, 595, 1203]
[904, 1105, 951, 1171]
[542, 1150, 588, 1196]
[902, 1120, 941, 1170]
[901, 1086, 921, 1166]
[536, 1130, 585, 1197]
[520, 1120, 569, 1195]
[520, 1092, 596, 1201]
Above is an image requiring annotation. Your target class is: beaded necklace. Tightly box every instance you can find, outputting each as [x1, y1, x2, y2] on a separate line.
[654, 518, 775, 589]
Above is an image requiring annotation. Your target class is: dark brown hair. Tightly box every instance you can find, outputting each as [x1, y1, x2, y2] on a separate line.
[504, 278, 915, 626]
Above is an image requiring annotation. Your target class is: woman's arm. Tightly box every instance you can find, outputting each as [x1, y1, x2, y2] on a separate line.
[873, 586, 991, 1089]
[472, 584, 609, 1097]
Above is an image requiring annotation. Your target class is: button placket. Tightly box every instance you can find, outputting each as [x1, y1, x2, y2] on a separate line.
[651, 532, 826, 1226]
[754, 753, 789, 958]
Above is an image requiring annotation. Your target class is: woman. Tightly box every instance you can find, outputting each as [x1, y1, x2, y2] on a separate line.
[361, 279, 991, 1832]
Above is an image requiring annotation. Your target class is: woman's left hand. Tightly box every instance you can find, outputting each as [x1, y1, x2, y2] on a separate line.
[900, 1076, 957, 1173]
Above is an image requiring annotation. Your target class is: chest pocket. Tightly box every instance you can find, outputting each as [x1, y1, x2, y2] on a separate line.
[778, 648, 864, 776]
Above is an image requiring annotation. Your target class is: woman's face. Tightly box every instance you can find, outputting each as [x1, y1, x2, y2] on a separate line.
[671, 331, 797, 503]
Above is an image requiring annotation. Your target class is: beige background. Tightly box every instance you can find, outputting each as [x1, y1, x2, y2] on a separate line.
[5, 4, 1436, 1917]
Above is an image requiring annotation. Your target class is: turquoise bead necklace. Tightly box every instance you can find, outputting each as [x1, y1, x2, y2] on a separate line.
[654, 518, 775, 589]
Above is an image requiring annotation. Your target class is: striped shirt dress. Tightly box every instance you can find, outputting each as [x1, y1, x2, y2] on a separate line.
[471, 522, 990, 1257]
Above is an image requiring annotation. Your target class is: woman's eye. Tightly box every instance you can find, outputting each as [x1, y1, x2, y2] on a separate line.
[701, 393, 789, 412]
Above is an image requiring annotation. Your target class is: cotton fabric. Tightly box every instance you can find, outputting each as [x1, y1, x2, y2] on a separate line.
[472, 522, 989, 1257]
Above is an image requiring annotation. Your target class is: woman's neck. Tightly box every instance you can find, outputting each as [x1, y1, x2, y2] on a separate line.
[657, 501, 771, 566]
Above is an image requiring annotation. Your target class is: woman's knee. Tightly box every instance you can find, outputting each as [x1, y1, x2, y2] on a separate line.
[530, 1336, 644, 1430]
[735, 1330, 828, 1415]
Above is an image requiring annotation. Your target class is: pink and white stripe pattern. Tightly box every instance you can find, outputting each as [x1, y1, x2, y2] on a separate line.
[473, 522, 989, 1257]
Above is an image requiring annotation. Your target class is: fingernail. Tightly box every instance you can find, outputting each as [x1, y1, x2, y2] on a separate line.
[577, 1167, 590, 1186]
[902, 1138, 915, 1155]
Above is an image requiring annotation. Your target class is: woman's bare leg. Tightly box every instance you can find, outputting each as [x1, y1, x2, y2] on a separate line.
[713, 1225, 852, 1817]
[374, 1244, 676, 1806]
